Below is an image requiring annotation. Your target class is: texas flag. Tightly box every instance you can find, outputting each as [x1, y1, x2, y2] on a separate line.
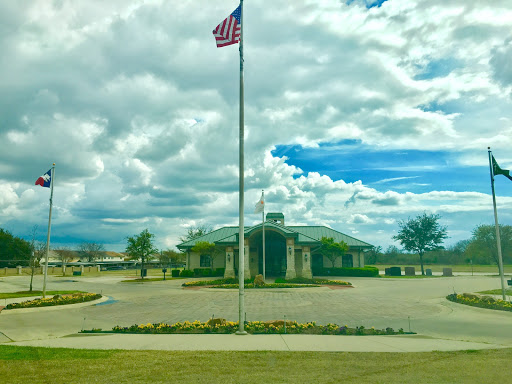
[254, 192, 264, 214]
[35, 169, 52, 188]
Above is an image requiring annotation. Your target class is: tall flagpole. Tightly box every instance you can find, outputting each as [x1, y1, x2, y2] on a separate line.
[262, 189, 265, 281]
[488, 148, 507, 301]
[42, 163, 55, 299]
[237, 0, 247, 335]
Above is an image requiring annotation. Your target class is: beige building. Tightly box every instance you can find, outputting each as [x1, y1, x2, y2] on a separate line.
[177, 213, 372, 279]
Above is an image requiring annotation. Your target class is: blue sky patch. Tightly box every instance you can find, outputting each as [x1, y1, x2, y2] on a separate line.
[346, 0, 389, 9]
[414, 58, 460, 80]
[271, 141, 504, 195]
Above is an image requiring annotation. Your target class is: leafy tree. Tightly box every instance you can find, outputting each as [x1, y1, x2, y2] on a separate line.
[160, 249, 185, 267]
[392, 213, 448, 275]
[466, 224, 512, 265]
[319, 237, 349, 268]
[79, 242, 105, 262]
[0, 228, 31, 267]
[126, 229, 158, 279]
[365, 245, 382, 265]
[179, 225, 213, 243]
[191, 241, 222, 271]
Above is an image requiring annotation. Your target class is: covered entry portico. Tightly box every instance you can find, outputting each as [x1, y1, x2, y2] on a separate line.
[244, 223, 313, 279]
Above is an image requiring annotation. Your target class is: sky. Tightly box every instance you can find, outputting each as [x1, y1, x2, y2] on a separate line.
[1, 0, 512, 252]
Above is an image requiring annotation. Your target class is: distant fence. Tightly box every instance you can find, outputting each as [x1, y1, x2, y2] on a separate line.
[1, 265, 101, 276]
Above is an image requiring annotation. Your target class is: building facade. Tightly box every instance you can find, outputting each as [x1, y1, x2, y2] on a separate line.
[177, 213, 373, 279]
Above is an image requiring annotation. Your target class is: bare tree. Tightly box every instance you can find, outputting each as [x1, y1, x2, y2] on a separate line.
[79, 242, 105, 262]
[179, 225, 213, 243]
[28, 225, 45, 292]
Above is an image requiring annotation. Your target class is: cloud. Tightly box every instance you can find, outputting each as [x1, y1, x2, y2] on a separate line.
[0, 0, 511, 251]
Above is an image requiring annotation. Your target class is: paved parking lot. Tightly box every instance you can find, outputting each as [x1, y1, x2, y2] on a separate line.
[1, 274, 511, 347]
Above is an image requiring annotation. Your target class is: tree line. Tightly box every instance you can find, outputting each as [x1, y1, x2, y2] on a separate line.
[366, 222, 512, 267]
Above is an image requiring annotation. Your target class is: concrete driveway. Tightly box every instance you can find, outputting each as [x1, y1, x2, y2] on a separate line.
[1, 274, 511, 348]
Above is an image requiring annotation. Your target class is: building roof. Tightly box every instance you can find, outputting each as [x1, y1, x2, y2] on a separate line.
[177, 221, 372, 250]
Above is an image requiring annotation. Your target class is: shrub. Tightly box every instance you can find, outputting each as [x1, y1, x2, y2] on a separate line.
[253, 274, 265, 287]
[215, 268, 225, 277]
[201, 269, 212, 277]
[179, 269, 194, 277]
[171, 269, 180, 278]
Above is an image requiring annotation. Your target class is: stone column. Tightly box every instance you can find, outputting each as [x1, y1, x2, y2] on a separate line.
[244, 238, 251, 279]
[97, 265, 101, 272]
[359, 250, 365, 267]
[62, 265, 66, 275]
[301, 246, 313, 279]
[81, 265, 85, 274]
[285, 238, 296, 279]
[17, 266, 22, 275]
[224, 247, 235, 278]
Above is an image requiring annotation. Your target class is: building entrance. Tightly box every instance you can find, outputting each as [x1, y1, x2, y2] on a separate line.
[251, 230, 287, 277]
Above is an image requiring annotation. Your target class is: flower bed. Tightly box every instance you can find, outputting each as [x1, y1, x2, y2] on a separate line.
[446, 293, 512, 312]
[6, 293, 102, 309]
[93, 320, 407, 335]
[182, 277, 351, 289]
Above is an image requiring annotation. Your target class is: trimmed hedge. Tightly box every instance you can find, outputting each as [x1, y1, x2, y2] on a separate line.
[171, 269, 181, 278]
[193, 268, 225, 277]
[179, 269, 194, 277]
[314, 266, 379, 277]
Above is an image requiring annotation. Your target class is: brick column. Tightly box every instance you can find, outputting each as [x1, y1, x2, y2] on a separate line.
[301, 246, 312, 279]
[224, 247, 235, 278]
[285, 238, 296, 279]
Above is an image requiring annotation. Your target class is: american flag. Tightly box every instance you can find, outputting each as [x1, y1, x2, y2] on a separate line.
[212, 4, 241, 48]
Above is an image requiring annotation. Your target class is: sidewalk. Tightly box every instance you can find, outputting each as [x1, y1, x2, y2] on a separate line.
[5, 333, 507, 353]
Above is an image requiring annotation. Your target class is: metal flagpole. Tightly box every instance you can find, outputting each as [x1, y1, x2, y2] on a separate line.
[236, 0, 247, 335]
[262, 190, 265, 281]
[42, 163, 55, 299]
[488, 148, 507, 301]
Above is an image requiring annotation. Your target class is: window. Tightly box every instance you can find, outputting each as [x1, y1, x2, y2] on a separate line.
[342, 254, 353, 268]
[200, 255, 211, 267]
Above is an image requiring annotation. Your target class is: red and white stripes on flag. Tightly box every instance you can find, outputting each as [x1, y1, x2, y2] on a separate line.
[212, 4, 241, 48]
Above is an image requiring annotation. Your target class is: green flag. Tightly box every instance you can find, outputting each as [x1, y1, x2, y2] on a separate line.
[492, 155, 512, 181]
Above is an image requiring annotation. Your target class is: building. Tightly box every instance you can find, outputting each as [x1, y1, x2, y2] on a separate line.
[177, 212, 373, 279]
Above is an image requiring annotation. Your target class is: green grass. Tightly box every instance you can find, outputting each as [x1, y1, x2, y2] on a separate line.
[0, 346, 511, 383]
[0, 290, 83, 299]
[120, 277, 182, 283]
[381, 275, 442, 279]
[369, 264, 512, 274]
[477, 288, 512, 295]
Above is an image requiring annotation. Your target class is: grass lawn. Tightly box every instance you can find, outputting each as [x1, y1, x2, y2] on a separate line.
[369, 264, 512, 274]
[0, 346, 510, 383]
[381, 275, 441, 279]
[120, 277, 183, 283]
[477, 288, 512, 295]
[0, 290, 83, 299]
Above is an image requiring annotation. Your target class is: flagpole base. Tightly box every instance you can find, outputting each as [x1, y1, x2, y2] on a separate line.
[235, 331, 248, 335]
